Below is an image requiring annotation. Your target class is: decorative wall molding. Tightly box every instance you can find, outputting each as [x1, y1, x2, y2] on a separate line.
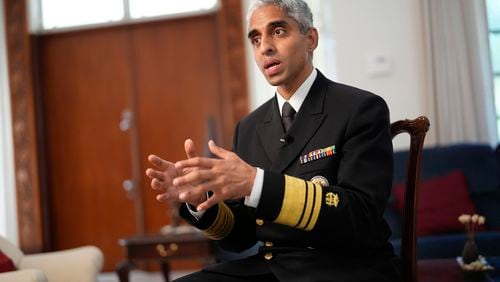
[4, 0, 44, 252]
[217, 0, 249, 146]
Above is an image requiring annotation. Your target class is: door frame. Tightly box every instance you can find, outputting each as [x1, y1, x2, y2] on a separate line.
[4, 0, 248, 253]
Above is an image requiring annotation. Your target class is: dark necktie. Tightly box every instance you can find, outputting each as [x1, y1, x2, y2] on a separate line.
[282, 102, 296, 133]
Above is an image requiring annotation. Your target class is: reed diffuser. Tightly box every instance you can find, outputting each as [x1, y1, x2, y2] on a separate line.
[458, 214, 485, 265]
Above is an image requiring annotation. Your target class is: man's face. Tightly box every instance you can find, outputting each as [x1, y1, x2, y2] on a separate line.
[247, 5, 317, 92]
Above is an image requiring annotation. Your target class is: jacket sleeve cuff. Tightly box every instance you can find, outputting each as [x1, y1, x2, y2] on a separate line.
[180, 202, 235, 240]
[179, 201, 218, 229]
[256, 171, 324, 231]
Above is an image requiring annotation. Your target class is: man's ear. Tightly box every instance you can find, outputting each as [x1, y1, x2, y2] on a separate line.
[307, 28, 319, 52]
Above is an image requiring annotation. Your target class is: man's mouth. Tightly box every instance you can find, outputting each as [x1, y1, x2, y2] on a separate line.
[264, 59, 282, 76]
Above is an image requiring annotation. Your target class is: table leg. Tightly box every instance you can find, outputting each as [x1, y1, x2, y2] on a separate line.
[116, 260, 133, 282]
[160, 261, 171, 282]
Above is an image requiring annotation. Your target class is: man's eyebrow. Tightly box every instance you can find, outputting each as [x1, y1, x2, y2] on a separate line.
[268, 20, 289, 29]
[247, 29, 258, 39]
[247, 20, 290, 39]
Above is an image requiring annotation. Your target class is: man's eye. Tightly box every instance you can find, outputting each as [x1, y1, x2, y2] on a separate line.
[274, 29, 286, 36]
[252, 37, 261, 45]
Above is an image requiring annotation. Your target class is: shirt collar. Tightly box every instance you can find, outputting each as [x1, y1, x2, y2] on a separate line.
[276, 69, 317, 116]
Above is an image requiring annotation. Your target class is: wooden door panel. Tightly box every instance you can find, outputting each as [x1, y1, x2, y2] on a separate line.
[39, 27, 137, 270]
[132, 15, 224, 234]
[37, 3, 246, 271]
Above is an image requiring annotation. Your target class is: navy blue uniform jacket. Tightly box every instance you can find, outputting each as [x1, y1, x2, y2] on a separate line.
[180, 70, 400, 281]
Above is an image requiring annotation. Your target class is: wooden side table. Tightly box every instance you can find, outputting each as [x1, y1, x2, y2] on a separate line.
[116, 231, 214, 282]
[418, 258, 500, 282]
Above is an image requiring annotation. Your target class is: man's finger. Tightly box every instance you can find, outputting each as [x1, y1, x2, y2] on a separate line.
[178, 179, 215, 202]
[175, 157, 215, 170]
[208, 140, 231, 159]
[148, 154, 172, 170]
[156, 193, 171, 203]
[197, 194, 221, 212]
[173, 169, 212, 186]
[151, 178, 166, 191]
[145, 168, 166, 181]
[184, 139, 198, 159]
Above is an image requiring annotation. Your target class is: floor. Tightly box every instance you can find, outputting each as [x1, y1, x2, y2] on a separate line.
[98, 270, 195, 282]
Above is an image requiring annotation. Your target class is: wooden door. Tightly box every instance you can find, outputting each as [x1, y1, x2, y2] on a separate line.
[36, 4, 247, 271]
[132, 15, 224, 235]
[38, 27, 138, 270]
[131, 15, 226, 270]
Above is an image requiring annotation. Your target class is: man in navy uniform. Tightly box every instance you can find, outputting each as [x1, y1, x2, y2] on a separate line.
[146, 0, 400, 281]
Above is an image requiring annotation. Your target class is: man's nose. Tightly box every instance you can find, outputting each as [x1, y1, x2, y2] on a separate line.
[259, 36, 275, 55]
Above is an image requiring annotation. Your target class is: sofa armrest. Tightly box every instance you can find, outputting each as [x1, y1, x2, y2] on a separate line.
[19, 246, 103, 282]
[0, 269, 47, 282]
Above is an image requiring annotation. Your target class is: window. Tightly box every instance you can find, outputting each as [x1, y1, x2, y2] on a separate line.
[486, 0, 500, 140]
[31, 0, 219, 32]
[129, 0, 218, 19]
[41, 0, 124, 29]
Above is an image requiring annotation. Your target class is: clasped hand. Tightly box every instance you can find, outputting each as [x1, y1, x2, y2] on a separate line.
[145, 139, 256, 212]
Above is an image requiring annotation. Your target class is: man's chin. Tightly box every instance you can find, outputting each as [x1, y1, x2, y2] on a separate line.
[264, 74, 284, 86]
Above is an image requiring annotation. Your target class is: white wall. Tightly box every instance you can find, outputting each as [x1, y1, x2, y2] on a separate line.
[328, 0, 428, 148]
[328, 0, 426, 120]
[243, 0, 430, 149]
[0, 0, 19, 244]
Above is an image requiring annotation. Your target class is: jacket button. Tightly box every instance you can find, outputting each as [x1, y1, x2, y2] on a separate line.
[265, 241, 273, 247]
[264, 252, 273, 260]
[256, 219, 264, 226]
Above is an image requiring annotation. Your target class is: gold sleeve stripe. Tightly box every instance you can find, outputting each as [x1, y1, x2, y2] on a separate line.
[274, 175, 324, 231]
[296, 181, 314, 229]
[274, 175, 306, 227]
[202, 202, 234, 240]
[305, 183, 323, 231]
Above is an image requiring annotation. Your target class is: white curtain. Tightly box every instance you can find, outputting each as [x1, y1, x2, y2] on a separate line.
[0, 0, 19, 244]
[422, 0, 498, 145]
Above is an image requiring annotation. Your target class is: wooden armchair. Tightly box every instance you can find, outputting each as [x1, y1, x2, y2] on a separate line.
[390, 116, 430, 282]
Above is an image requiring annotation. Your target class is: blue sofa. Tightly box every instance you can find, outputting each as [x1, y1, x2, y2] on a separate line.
[385, 143, 500, 259]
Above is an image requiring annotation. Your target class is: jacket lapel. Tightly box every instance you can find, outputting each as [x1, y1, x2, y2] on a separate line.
[270, 72, 328, 173]
[256, 97, 285, 164]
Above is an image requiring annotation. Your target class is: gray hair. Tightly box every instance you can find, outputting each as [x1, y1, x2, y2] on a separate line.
[247, 0, 314, 34]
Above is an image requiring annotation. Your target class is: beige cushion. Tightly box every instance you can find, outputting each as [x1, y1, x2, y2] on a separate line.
[20, 246, 103, 282]
[0, 235, 103, 282]
[0, 269, 47, 282]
